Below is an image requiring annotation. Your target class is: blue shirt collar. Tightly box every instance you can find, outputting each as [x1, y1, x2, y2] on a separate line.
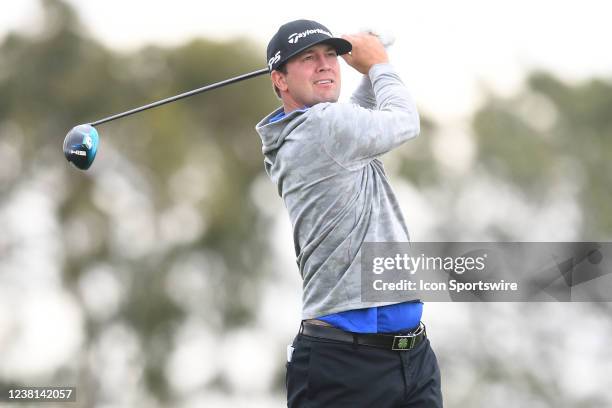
[268, 106, 310, 124]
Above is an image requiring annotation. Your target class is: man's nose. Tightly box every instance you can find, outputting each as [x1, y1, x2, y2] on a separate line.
[315, 54, 332, 71]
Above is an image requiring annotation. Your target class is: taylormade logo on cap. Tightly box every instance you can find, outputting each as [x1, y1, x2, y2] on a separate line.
[287, 28, 332, 44]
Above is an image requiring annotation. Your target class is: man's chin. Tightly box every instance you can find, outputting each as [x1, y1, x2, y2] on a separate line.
[314, 94, 340, 104]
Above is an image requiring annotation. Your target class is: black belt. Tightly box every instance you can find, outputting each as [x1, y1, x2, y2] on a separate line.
[300, 322, 427, 351]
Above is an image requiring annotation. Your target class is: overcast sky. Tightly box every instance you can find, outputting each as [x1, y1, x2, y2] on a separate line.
[2, 0, 612, 120]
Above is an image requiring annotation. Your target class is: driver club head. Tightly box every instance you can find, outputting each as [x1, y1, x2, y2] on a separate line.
[63, 124, 99, 170]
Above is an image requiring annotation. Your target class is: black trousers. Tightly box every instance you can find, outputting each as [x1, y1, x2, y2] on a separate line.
[286, 328, 443, 408]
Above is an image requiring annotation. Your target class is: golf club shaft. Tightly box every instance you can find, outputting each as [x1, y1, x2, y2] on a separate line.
[90, 68, 269, 126]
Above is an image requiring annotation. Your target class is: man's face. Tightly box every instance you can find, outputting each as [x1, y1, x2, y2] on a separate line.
[276, 44, 341, 111]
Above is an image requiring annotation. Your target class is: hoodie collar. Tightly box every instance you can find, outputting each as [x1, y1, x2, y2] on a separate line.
[267, 106, 311, 124]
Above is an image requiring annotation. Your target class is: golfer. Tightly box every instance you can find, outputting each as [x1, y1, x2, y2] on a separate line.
[255, 20, 442, 407]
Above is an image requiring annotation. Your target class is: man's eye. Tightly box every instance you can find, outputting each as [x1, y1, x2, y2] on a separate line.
[303, 55, 313, 61]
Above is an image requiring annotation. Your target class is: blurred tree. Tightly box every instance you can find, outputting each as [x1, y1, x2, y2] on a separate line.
[442, 67, 612, 408]
[0, 0, 278, 404]
[473, 71, 612, 239]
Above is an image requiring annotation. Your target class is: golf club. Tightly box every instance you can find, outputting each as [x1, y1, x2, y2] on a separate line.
[63, 67, 269, 170]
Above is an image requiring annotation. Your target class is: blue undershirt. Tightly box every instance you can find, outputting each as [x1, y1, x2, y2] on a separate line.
[269, 108, 423, 334]
[319, 302, 423, 333]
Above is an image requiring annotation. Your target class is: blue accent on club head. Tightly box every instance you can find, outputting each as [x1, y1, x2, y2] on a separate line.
[85, 126, 99, 167]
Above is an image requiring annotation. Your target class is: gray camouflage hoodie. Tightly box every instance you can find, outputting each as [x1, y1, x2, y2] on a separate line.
[255, 63, 420, 319]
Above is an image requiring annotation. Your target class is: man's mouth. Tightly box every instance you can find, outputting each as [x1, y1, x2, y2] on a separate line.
[314, 79, 334, 85]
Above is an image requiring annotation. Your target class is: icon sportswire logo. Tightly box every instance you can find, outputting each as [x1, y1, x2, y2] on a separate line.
[268, 51, 281, 70]
[287, 28, 332, 44]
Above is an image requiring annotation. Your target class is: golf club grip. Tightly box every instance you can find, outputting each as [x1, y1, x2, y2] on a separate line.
[90, 68, 269, 126]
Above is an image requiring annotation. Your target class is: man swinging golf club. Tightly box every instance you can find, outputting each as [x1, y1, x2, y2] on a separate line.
[255, 20, 443, 407]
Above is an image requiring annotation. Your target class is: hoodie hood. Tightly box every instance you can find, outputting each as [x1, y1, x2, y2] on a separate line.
[255, 106, 313, 157]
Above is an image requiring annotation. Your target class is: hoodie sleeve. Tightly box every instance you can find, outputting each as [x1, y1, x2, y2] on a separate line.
[317, 63, 420, 170]
[349, 75, 376, 109]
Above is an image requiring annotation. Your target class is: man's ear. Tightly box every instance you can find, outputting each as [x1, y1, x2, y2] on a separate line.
[271, 70, 288, 93]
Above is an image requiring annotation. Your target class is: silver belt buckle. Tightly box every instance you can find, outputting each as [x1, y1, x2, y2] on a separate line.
[391, 323, 424, 351]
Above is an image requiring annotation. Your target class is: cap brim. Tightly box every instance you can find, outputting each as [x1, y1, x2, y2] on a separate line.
[279, 37, 352, 68]
[320, 37, 352, 55]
